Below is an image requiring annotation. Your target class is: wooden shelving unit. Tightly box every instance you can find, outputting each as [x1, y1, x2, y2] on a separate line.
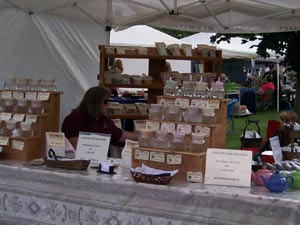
[0, 90, 62, 161]
[132, 95, 228, 182]
[98, 45, 222, 106]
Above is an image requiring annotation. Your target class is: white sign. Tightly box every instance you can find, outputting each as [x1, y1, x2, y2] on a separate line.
[75, 132, 111, 165]
[270, 136, 283, 163]
[204, 148, 252, 187]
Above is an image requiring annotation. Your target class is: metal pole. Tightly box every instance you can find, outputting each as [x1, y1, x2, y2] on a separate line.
[276, 57, 280, 112]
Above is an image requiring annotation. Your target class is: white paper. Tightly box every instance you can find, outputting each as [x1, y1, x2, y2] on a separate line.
[204, 148, 252, 187]
[269, 136, 283, 163]
[75, 132, 111, 164]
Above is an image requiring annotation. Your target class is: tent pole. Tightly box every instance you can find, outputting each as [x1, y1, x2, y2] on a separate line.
[105, 26, 112, 45]
[276, 57, 280, 112]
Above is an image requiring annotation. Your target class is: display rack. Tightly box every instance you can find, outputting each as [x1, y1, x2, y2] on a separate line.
[98, 45, 222, 119]
[0, 90, 62, 161]
[132, 95, 228, 181]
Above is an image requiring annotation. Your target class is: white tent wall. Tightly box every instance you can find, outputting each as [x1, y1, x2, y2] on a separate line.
[110, 25, 191, 75]
[0, 6, 105, 126]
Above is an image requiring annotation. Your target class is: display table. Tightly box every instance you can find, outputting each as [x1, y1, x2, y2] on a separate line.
[0, 161, 299, 225]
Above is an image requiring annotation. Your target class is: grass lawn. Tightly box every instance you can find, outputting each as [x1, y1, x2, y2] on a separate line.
[225, 110, 281, 149]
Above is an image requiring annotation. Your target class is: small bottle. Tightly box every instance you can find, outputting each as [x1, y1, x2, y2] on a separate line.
[163, 80, 179, 96]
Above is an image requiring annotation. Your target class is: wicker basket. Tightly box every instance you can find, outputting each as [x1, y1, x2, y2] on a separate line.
[130, 170, 173, 185]
[45, 159, 90, 170]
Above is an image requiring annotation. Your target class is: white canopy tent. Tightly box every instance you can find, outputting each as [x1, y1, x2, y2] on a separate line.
[110, 25, 191, 75]
[1, 0, 300, 122]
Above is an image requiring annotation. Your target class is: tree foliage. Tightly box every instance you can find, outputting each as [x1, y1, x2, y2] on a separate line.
[211, 32, 300, 72]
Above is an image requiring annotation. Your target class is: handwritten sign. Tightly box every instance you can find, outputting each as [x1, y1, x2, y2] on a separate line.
[75, 132, 111, 164]
[204, 148, 252, 187]
[270, 136, 283, 163]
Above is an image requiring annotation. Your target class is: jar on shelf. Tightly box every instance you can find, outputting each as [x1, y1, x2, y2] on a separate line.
[181, 81, 194, 97]
[4, 77, 17, 90]
[164, 105, 182, 122]
[4, 120, 17, 136]
[189, 133, 206, 153]
[193, 81, 208, 98]
[15, 99, 29, 113]
[152, 130, 172, 149]
[149, 104, 166, 121]
[3, 98, 15, 112]
[171, 131, 190, 151]
[19, 121, 34, 138]
[138, 129, 154, 148]
[163, 80, 180, 96]
[183, 106, 201, 123]
[201, 108, 216, 124]
[28, 100, 44, 114]
[210, 80, 224, 98]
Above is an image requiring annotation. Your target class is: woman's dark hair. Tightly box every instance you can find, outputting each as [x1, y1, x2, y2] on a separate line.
[77, 86, 111, 119]
[265, 74, 273, 83]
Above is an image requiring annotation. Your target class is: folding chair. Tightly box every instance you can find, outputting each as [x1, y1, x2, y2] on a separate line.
[226, 98, 238, 134]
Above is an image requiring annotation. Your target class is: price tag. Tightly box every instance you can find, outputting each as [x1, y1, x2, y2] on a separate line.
[146, 121, 160, 131]
[12, 140, 24, 151]
[0, 113, 12, 121]
[134, 150, 149, 160]
[159, 99, 174, 106]
[207, 99, 220, 109]
[37, 92, 50, 100]
[25, 92, 37, 100]
[161, 122, 175, 132]
[194, 126, 210, 137]
[174, 98, 190, 107]
[176, 124, 192, 133]
[190, 99, 207, 108]
[25, 114, 38, 123]
[150, 151, 165, 162]
[167, 154, 182, 164]
[12, 114, 25, 122]
[13, 92, 24, 99]
[1, 91, 12, 99]
[0, 136, 9, 146]
[187, 171, 203, 183]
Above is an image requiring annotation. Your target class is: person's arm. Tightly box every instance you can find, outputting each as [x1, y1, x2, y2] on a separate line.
[118, 130, 138, 142]
[255, 87, 265, 95]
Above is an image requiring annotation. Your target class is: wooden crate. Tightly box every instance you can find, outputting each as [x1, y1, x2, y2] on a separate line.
[132, 147, 206, 182]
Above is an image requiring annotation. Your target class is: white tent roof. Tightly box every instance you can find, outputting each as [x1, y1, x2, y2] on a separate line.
[181, 32, 276, 58]
[110, 25, 191, 75]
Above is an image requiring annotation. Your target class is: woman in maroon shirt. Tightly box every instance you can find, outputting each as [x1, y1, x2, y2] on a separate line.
[62, 86, 138, 149]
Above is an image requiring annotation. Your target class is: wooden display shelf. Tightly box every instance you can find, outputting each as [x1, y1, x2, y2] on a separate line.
[107, 114, 148, 119]
[0, 90, 62, 161]
[101, 81, 164, 89]
[132, 147, 206, 182]
[1, 137, 43, 161]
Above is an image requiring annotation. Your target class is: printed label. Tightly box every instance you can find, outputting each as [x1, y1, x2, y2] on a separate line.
[1, 91, 12, 99]
[159, 99, 174, 106]
[167, 154, 182, 164]
[13, 92, 24, 99]
[187, 171, 203, 182]
[12, 114, 25, 122]
[25, 92, 38, 100]
[161, 122, 175, 132]
[191, 99, 207, 108]
[146, 121, 160, 131]
[194, 126, 210, 137]
[0, 136, 9, 146]
[174, 98, 190, 107]
[176, 124, 192, 133]
[150, 151, 165, 162]
[12, 140, 24, 151]
[135, 150, 149, 160]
